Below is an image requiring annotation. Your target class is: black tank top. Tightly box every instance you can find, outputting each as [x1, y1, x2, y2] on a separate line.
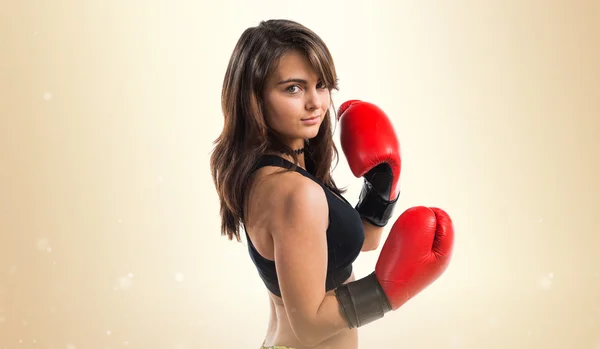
[243, 155, 365, 297]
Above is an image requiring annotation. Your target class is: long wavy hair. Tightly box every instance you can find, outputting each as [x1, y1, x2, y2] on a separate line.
[210, 19, 345, 242]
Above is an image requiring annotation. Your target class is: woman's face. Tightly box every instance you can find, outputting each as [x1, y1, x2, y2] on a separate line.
[262, 50, 331, 150]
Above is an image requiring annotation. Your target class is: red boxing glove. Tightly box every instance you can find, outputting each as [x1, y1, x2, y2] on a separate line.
[375, 206, 454, 310]
[335, 206, 454, 327]
[337, 100, 401, 226]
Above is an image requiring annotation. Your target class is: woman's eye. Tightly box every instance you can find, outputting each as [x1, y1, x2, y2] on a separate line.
[287, 85, 300, 93]
[286, 82, 326, 93]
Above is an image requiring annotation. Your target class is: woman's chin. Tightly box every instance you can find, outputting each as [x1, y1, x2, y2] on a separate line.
[282, 127, 320, 144]
[302, 128, 321, 140]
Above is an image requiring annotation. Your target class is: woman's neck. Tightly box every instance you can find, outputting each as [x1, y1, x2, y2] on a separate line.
[264, 149, 306, 170]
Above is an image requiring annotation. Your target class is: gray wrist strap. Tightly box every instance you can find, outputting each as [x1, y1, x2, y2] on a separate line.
[334, 271, 392, 328]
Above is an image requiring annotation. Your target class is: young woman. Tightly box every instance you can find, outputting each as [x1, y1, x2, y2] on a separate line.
[210, 19, 454, 349]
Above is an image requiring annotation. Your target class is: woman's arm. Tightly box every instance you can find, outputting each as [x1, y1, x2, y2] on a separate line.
[361, 219, 384, 252]
[266, 173, 352, 347]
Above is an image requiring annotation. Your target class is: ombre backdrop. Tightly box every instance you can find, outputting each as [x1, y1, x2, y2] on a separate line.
[1, 1, 599, 348]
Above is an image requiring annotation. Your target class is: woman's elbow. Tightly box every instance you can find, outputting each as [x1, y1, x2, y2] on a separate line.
[297, 334, 321, 348]
[292, 323, 322, 347]
[289, 313, 332, 347]
[361, 235, 382, 251]
[361, 221, 384, 252]
[361, 241, 379, 252]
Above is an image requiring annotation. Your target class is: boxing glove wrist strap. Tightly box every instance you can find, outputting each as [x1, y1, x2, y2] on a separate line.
[334, 271, 392, 329]
[355, 181, 399, 227]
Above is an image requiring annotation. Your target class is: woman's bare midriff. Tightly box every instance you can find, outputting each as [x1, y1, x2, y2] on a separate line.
[260, 273, 358, 349]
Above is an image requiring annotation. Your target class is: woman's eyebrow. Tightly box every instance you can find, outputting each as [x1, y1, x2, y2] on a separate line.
[277, 78, 308, 85]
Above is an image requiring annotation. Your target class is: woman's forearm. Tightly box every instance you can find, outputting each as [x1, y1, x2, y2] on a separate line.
[361, 218, 384, 251]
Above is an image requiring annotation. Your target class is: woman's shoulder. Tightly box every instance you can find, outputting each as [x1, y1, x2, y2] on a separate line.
[251, 165, 324, 205]
[247, 164, 327, 229]
[257, 168, 329, 240]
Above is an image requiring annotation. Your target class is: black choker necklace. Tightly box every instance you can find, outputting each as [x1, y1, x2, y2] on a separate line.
[281, 148, 305, 155]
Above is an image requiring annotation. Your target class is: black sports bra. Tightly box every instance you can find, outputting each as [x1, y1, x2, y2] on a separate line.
[243, 155, 365, 297]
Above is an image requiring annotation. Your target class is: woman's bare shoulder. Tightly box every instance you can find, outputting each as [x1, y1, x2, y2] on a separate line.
[248, 166, 327, 233]
[250, 166, 322, 203]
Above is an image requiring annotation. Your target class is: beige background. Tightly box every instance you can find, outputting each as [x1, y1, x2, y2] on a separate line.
[1, 0, 599, 348]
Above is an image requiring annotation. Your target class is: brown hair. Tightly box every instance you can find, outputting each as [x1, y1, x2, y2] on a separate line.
[210, 19, 346, 242]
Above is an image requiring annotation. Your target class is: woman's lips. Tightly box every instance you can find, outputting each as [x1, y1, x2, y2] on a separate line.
[301, 115, 320, 125]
